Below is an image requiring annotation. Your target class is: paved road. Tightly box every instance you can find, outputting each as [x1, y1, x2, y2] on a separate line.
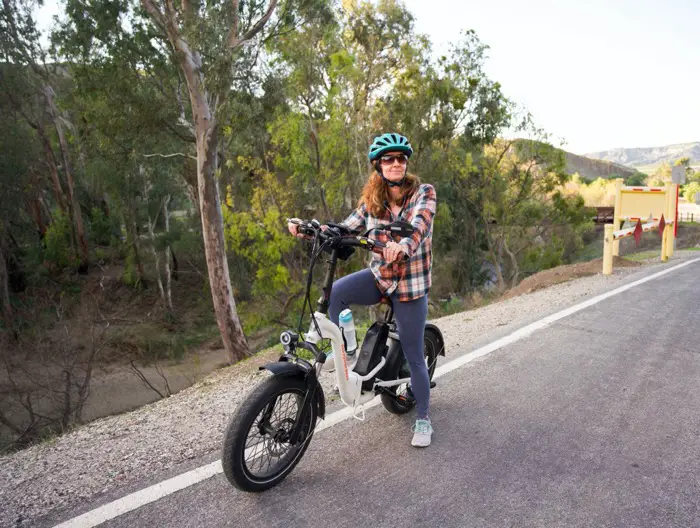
[47, 261, 700, 528]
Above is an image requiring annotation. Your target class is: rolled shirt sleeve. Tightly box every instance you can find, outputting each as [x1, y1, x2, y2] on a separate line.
[398, 184, 436, 258]
[341, 203, 367, 233]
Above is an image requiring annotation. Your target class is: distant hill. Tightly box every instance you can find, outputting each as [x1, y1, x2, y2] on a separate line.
[510, 139, 639, 181]
[563, 151, 639, 181]
[585, 142, 700, 169]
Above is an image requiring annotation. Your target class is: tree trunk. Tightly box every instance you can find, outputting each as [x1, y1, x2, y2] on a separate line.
[167, 37, 249, 362]
[194, 113, 249, 363]
[488, 246, 506, 293]
[182, 157, 199, 211]
[137, 0, 276, 363]
[39, 195, 53, 229]
[44, 84, 89, 273]
[503, 238, 520, 288]
[101, 193, 111, 217]
[307, 113, 332, 219]
[28, 198, 47, 239]
[163, 195, 173, 311]
[39, 125, 78, 251]
[482, 219, 506, 292]
[148, 212, 166, 303]
[171, 249, 179, 281]
[125, 196, 145, 286]
[38, 130, 68, 215]
[0, 240, 13, 335]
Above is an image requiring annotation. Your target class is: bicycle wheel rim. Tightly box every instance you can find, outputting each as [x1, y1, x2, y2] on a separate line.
[241, 388, 312, 483]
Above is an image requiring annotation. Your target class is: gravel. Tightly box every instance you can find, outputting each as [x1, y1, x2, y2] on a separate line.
[0, 253, 693, 527]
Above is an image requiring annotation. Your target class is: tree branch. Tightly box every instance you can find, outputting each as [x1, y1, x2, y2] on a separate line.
[155, 364, 172, 396]
[130, 361, 165, 398]
[140, 0, 168, 33]
[143, 152, 197, 160]
[160, 119, 196, 143]
[231, 0, 240, 44]
[228, 0, 278, 48]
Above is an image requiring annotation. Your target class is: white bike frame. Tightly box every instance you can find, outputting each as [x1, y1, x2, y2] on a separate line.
[305, 312, 411, 418]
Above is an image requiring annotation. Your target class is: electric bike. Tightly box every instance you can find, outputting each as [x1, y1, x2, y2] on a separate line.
[221, 218, 445, 492]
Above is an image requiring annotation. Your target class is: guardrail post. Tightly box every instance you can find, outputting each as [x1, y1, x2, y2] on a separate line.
[666, 182, 675, 258]
[603, 224, 614, 275]
[661, 224, 669, 262]
[613, 178, 623, 256]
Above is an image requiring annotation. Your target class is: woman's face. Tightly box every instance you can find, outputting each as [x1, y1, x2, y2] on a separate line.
[378, 150, 408, 183]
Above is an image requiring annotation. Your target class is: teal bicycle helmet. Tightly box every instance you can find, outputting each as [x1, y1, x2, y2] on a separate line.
[368, 133, 413, 161]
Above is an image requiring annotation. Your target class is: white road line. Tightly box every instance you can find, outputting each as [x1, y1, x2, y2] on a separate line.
[53, 257, 700, 528]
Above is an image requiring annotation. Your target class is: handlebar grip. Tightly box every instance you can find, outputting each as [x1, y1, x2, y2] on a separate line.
[298, 225, 316, 237]
[371, 240, 385, 255]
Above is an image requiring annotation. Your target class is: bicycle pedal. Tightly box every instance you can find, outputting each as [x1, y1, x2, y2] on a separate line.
[398, 389, 415, 403]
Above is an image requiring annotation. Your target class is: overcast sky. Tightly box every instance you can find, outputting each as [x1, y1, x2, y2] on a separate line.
[36, 0, 699, 155]
[404, 0, 699, 154]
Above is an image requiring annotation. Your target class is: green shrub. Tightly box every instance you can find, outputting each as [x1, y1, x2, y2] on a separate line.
[89, 207, 119, 246]
[123, 247, 141, 287]
[43, 213, 72, 269]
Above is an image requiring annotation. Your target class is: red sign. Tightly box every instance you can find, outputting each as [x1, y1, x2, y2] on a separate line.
[658, 214, 666, 238]
[633, 219, 643, 247]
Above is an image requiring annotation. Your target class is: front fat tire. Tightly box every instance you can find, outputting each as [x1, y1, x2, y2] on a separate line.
[221, 375, 317, 492]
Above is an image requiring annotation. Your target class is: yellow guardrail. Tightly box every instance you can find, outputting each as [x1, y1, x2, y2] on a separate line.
[603, 179, 678, 275]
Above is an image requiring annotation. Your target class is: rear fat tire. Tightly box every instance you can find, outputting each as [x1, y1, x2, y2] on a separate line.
[221, 375, 317, 492]
[380, 328, 440, 415]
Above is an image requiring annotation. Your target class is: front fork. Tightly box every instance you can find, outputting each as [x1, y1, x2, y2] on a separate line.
[258, 342, 326, 446]
[258, 375, 320, 446]
[288, 363, 323, 445]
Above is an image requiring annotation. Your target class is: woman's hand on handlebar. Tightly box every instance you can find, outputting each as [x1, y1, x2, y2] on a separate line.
[383, 240, 407, 262]
[287, 218, 328, 239]
[287, 218, 306, 238]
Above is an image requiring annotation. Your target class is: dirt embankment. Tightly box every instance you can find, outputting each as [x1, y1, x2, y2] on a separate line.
[502, 257, 640, 300]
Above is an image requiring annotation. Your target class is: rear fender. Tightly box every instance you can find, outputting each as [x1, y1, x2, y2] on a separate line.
[425, 323, 446, 356]
[383, 323, 445, 376]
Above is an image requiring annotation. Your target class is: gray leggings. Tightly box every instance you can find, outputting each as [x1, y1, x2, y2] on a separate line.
[329, 268, 430, 419]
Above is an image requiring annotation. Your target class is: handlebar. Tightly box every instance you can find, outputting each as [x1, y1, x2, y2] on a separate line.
[287, 218, 386, 254]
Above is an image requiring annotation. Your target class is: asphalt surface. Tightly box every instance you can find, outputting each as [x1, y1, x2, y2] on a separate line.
[46, 260, 700, 528]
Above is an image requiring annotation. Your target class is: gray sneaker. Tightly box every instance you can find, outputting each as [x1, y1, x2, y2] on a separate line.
[323, 351, 336, 373]
[325, 351, 357, 376]
[411, 419, 433, 447]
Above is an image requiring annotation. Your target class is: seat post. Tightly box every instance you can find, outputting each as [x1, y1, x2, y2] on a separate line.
[384, 305, 394, 322]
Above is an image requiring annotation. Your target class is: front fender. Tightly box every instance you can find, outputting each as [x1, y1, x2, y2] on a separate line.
[260, 360, 309, 378]
[259, 359, 326, 419]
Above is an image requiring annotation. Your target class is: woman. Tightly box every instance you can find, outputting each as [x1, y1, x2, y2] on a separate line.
[288, 132, 437, 447]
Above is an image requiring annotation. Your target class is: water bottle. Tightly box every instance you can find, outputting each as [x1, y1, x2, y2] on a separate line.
[338, 309, 357, 353]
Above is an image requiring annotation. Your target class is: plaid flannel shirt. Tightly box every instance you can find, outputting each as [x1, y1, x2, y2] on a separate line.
[341, 183, 437, 302]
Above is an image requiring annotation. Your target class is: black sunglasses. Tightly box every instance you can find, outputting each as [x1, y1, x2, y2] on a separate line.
[379, 154, 409, 165]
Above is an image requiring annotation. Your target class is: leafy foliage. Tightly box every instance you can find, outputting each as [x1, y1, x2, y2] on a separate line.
[2, 0, 594, 354]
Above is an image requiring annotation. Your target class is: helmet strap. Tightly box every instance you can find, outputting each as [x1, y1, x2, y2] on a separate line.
[375, 163, 406, 188]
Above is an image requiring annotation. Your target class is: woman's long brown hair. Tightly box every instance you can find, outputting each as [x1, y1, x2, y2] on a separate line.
[358, 169, 421, 217]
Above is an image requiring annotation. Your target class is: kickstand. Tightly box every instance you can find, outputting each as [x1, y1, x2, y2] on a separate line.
[351, 404, 366, 422]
